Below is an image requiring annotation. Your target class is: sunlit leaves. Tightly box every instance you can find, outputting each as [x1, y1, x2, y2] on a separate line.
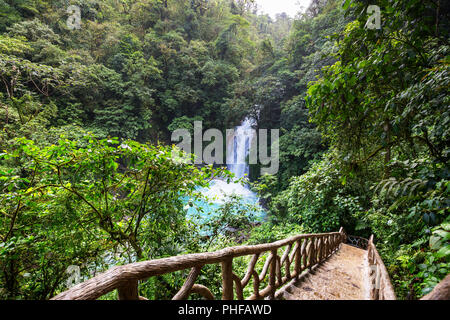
[0, 133, 230, 298]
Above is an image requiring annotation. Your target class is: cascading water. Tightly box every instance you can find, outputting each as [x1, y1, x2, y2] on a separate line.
[202, 118, 257, 202]
[186, 118, 264, 222]
[226, 118, 256, 180]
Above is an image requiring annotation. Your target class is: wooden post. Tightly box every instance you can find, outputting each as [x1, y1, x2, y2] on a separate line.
[118, 280, 139, 300]
[316, 238, 322, 263]
[221, 258, 234, 300]
[339, 227, 346, 245]
[302, 239, 308, 269]
[310, 238, 316, 267]
[252, 271, 260, 300]
[294, 240, 302, 279]
[276, 255, 282, 286]
[268, 250, 277, 299]
[368, 235, 375, 264]
[173, 266, 202, 300]
[232, 273, 244, 300]
[326, 237, 330, 256]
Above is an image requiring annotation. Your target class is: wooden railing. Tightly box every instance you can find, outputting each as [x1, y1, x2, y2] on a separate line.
[367, 235, 396, 300]
[346, 235, 369, 250]
[52, 229, 346, 300]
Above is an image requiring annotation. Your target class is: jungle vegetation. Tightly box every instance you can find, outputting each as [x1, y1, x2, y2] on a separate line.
[0, 0, 448, 300]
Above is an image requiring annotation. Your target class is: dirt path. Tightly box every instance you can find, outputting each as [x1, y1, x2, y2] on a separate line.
[280, 244, 368, 300]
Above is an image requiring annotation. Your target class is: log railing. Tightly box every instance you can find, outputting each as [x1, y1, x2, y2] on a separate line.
[51, 229, 346, 300]
[367, 235, 396, 300]
[346, 235, 369, 250]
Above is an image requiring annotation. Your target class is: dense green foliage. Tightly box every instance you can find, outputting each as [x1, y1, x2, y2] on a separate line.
[0, 0, 297, 300]
[252, 0, 449, 299]
[0, 0, 448, 300]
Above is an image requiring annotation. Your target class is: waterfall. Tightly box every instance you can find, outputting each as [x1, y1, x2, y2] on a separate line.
[186, 117, 264, 223]
[226, 118, 256, 179]
[199, 118, 257, 203]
